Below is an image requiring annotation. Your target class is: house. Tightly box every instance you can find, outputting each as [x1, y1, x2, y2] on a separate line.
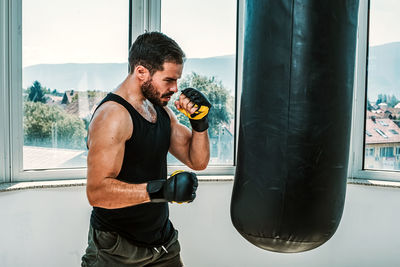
[210, 122, 234, 163]
[61, 90, 78, 105]
[387, 107, 400, 119]
[64, 91, 107, 119]
[378, 102, 388, 110]
[365, 117, 400, 170]
[46, 95, 63, 106]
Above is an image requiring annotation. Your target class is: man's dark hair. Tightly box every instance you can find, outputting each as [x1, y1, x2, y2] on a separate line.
[129, 32, 185, 75]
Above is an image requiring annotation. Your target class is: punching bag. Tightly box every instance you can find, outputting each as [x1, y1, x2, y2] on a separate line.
[231, 0, 359, 253]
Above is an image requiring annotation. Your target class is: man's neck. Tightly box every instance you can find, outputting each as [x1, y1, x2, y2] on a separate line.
[114, 74, 147, 105]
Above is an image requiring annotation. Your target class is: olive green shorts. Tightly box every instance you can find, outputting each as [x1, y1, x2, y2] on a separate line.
[81, 225, 183, 267]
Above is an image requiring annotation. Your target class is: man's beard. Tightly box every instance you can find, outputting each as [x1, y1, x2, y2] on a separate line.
[141, 79, 173, 107]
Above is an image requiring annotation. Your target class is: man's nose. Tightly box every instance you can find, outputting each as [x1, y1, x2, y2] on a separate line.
[170, 82, 178, 93]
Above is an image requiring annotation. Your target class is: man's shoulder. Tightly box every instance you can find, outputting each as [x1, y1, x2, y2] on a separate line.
[91, 101, 133, 132]
[88, 101, 133, 143]
[95, 101, 131, 119]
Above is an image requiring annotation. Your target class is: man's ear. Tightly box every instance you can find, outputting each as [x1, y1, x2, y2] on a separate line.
[135, 65, 150, 81]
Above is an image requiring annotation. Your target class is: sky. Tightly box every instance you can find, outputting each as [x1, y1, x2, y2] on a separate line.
[369, 0, 400, 46]
[23, 0, 129, 67]
[161, 0, 237, 59]
[22, 0, 399, 67]
[22, 0, 236, 67]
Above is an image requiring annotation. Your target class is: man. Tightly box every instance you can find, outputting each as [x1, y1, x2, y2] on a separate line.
[81, 32, 211, 266]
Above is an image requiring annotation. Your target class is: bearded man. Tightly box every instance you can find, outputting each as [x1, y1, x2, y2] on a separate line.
[81, 32, 211, 267]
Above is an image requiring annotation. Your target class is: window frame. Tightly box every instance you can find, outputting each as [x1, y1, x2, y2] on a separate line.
[0, 0, 10, 183]
[348, 0, 400, 182]
[4, 0, 400, 183]
[160, 0, 242, 175]
[3, 0, 239, 182]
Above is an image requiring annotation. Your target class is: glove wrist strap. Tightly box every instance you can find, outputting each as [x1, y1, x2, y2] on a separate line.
[147, 180, 165, 202]
[190, 116, 209, 132]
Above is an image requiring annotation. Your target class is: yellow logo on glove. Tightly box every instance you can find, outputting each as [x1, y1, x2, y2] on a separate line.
[178, 105, 210, 120]
[170, 170, 184, 177]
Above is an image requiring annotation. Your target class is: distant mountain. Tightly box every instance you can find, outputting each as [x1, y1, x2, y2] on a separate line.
[368, 42, 400, 101]
[23, 43, 400, 102]
[23, 63, 128, 92]
[23, 55, 236, 94]
[182, 55, 236, 92]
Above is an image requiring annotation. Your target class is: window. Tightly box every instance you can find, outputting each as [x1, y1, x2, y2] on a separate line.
[4, 0, 400, 183]
[380, 147, 394, 158]
[374, 128, 388, 138]
[365, 148, 375, 157]
[21, 0, 129, 170]
[363, 0, 400, 172]
[378, 121, 389, 127]
[161, 0, 237, 166]
[350, 0, 400, 180]
[2, 0, 240, 182]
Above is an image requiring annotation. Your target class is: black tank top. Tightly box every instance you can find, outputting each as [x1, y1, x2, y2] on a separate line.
[89, 93, 174, 247]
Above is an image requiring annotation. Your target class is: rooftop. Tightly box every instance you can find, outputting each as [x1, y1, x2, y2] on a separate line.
[365, 117, 400, 144]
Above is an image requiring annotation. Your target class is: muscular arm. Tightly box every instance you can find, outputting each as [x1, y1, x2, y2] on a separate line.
[86, 102, 151, 209]
[165, 106, 210, 170]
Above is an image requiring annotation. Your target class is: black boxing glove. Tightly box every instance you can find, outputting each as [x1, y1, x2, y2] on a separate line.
[178, 87, 211, 132]
[147, 170, 198, 203]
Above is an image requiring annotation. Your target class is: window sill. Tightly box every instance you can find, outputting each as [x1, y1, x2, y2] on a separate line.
[2, 176, 400, 193]
[0, 179, 87, 192]
[0, 176, 234, 193]
[347, 178, 400, 188]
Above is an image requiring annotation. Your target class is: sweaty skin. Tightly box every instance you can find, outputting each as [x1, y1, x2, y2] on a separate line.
[86, 62, 210, 209]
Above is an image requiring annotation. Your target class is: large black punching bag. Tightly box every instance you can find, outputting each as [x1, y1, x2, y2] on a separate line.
[231, 0, 359, 253]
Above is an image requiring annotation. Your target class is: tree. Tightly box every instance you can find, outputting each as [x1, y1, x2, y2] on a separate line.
[388, 94, 399, 108]
[24, 101, 86, 149]
[28, 80, 46, 103]
[375, 93, 399, 108]
[168, 72, 233, 137]
[367, 99, 372, 111]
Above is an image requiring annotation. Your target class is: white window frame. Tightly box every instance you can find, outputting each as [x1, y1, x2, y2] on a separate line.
[3, 0, 240, 182]
[161, 0, 245, 176]
[0, 0, 11, 183]
[131, 0, 161, 41]
[348, 0, 400, 182]
[4, 0, 399, 183]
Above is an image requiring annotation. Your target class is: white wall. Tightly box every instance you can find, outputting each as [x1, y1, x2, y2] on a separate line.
[0, 181, 400, 267]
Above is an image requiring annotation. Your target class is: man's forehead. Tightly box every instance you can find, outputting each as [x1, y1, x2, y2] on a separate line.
[162, 62, 183, 70]
[158, 62, 183, 78]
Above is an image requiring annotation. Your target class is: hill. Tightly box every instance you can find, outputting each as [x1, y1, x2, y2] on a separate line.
[23, 42, 400, 102]
[368, 42, 400, 101]
[23, 55, 236, 94]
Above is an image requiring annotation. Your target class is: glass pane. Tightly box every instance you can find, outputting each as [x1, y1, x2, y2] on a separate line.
[22, 0, 129, 170]
[365, 0, 400, 171]
[161, 0, 236, 165]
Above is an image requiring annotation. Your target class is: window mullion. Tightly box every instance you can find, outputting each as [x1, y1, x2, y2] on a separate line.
[130, 0, 146, 42]
[9, 0, 23, 182]
[130, 0, 160, 43]
[147, 0, 160, 32]
[349, 0, 368, 179]
[234, 0, 244, 166]
[0, 0, 11, 183]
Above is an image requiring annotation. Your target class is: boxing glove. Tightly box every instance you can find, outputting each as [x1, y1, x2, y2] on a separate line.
[178, 87, 211, 132]
[147, 170, 198, 203]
